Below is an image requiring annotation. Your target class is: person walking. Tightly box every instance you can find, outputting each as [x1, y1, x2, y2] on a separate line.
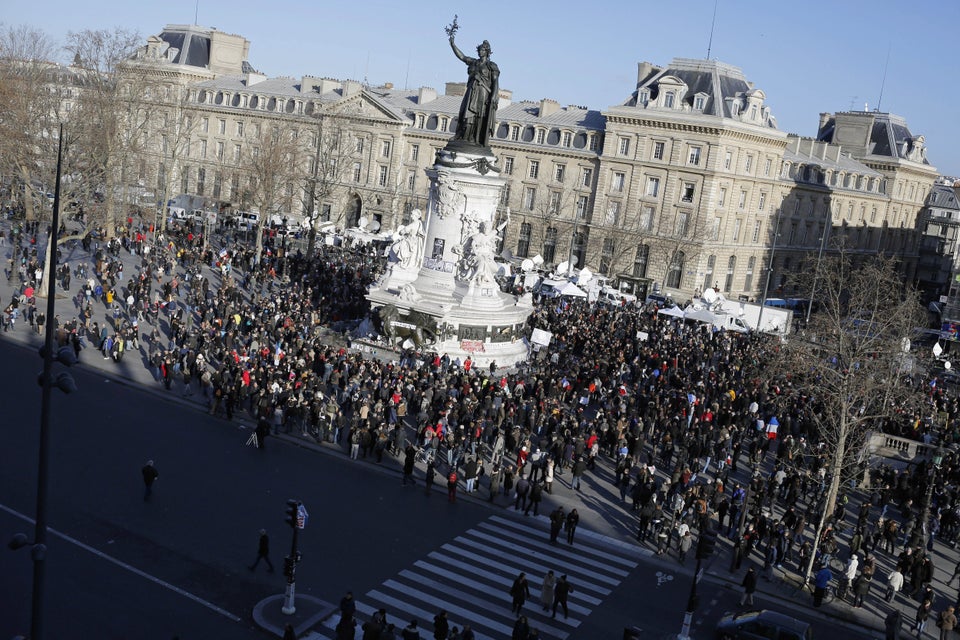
[915, 599, 932, 637]
[740, 567, 758, 606]
[886, 567, 904, 603]
[141, 459, 159, 501]
[447, 468, 458, 503]
[540, 570, 556, 612]
[514, 475, 530, 512]
[525, 481, 543, 516]
[813, 564, 832, 607]
[565, 509, 580, 545]
[571, 455, 586, 491]
[255, 418, 270, 452]
[885, 609, 902, 640]
[510, 572, 531, 614]
[403, 444, 417, 486]
[551, 574, 573, 619]
[248, 529, 274, 572]
[510, 616, 529, 640]
[549, 506, 565, 544]
[433, 610, 450, 640]
[401, 620, 421, 640]
[425, 461, 436, 496]
[938, 606, 957, 640]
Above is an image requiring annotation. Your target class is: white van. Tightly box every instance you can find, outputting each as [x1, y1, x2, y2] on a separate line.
[233, 211, 260, 231]
[599, 287, 638, 307]
[190, 209, 217, 225]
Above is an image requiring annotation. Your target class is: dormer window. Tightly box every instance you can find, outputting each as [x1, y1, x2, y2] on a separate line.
[638, 90, 649, 105]
[536, 129, 546, 145]
[664, 92, 676, 108]
[693, 93, 708, 111]
[750, 104, 758, 120]
[416, 114, 425, 128]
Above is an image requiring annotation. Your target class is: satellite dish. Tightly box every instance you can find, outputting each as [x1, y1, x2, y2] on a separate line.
[556, 261, 570, 275]
[357, 216, 369, 229]
[369, 220, 381, 232]
[579, 267, 593, 284]
[946, 361, 953, 370]
[703, 288, 718, 304]
[521, 259, 534, 273]
[569, 255, 579, 268]
[531, 254, 544, 266]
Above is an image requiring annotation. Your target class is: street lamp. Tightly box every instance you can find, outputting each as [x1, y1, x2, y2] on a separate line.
[806, 201, 833, 325]
[7, 124, 77, 640]
[757, 207, 783, 334]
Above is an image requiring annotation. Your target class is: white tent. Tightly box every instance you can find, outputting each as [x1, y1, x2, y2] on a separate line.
[657, 306, 685, 318]
[556, 281, 588, 298]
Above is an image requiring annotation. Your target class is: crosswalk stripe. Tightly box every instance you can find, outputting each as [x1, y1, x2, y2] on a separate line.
[412, 561, 590, 622]
[460, 529, 625, 585]
[380, 580, 516, 637]
[490, 515, 641, 568]
[474, 521, 633, 579]
[337, 515, 641, 640]
[436, 544, 610, 605]
[396, 569, 577, 635]
[471, 524, 632, 579]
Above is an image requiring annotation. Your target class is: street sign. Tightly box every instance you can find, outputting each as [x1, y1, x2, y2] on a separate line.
[296, 504, 308, 529]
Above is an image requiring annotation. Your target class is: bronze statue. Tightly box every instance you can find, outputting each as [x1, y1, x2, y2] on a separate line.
[448, 25, 499, 149]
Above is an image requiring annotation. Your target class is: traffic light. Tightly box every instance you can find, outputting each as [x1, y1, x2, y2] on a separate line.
[283, 555, 295, 578]
[285, 499, 300, 528]
[696, 525, 719, 560]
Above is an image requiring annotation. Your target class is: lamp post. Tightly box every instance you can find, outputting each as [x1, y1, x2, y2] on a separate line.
[757, 207, 783, 334]
[909, 444, 944, 550]
[7, 124, 77, 640]
[806, 201, 833, 325]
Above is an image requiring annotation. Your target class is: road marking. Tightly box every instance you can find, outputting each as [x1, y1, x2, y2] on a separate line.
[0, 502, 242, 623]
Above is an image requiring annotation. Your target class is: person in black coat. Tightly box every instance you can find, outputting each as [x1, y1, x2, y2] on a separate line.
[403, 444, 416, 486]
[510, 572, 531, 614]
[740, 567, 758, 606]
[551, 575, 573, 619]
[248, 529, 274, 572]
[565, 509, 580, 545]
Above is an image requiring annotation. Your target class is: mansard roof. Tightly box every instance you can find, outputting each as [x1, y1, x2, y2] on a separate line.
[617, 57, 778, 128]
[817, 111, 931, 165]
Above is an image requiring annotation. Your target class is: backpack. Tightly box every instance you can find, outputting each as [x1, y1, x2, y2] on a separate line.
[448, 472, 458, 484]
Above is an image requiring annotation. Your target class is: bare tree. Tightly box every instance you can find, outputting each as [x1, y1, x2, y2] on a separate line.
[0, 25, 61, 222]
[240, 121, 302, 263]
[772, 248, 926, 584]
[645, 209, 710, 290]
[63, 28, 143, 240]
[300, 109, 356, 256]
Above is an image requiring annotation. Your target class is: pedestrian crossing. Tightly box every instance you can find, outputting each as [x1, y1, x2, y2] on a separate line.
[312, 513, 644, 639]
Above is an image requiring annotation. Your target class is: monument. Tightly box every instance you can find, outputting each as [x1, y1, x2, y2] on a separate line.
[367, 17, 533, 367]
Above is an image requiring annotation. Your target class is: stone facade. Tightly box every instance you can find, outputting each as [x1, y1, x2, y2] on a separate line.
[114, 25, 939, 299]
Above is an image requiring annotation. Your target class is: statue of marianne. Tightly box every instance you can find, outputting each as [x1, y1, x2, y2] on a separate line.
[449, 35, 500, 148]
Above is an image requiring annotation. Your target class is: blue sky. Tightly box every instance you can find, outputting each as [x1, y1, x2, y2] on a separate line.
[7, 0, 960, 175]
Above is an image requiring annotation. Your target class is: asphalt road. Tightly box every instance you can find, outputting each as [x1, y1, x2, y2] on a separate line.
[0, 338, 490, 639]
[1, 332, 884, 640]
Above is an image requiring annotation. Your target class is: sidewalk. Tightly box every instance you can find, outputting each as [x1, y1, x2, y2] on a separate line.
[1, 218, 947, 638]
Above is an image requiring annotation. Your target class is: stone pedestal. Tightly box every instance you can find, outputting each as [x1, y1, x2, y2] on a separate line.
[367, 145, 532, 367]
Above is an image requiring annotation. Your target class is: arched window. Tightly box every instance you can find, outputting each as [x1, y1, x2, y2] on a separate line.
[666, 251, 685, 289]
[724, 255, 736, 292]
[543, 227, 558, 263]
[517, 223, 532, 258]
[744, 256, 756, 291]
[703, 255, 716, 291]
[633, 245, 649, 278]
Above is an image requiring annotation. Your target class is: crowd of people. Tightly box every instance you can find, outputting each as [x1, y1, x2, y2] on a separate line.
[5, 209, 960, 639]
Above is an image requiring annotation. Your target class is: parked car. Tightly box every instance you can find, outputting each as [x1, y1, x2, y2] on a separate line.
[715, 610, 812, 640]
